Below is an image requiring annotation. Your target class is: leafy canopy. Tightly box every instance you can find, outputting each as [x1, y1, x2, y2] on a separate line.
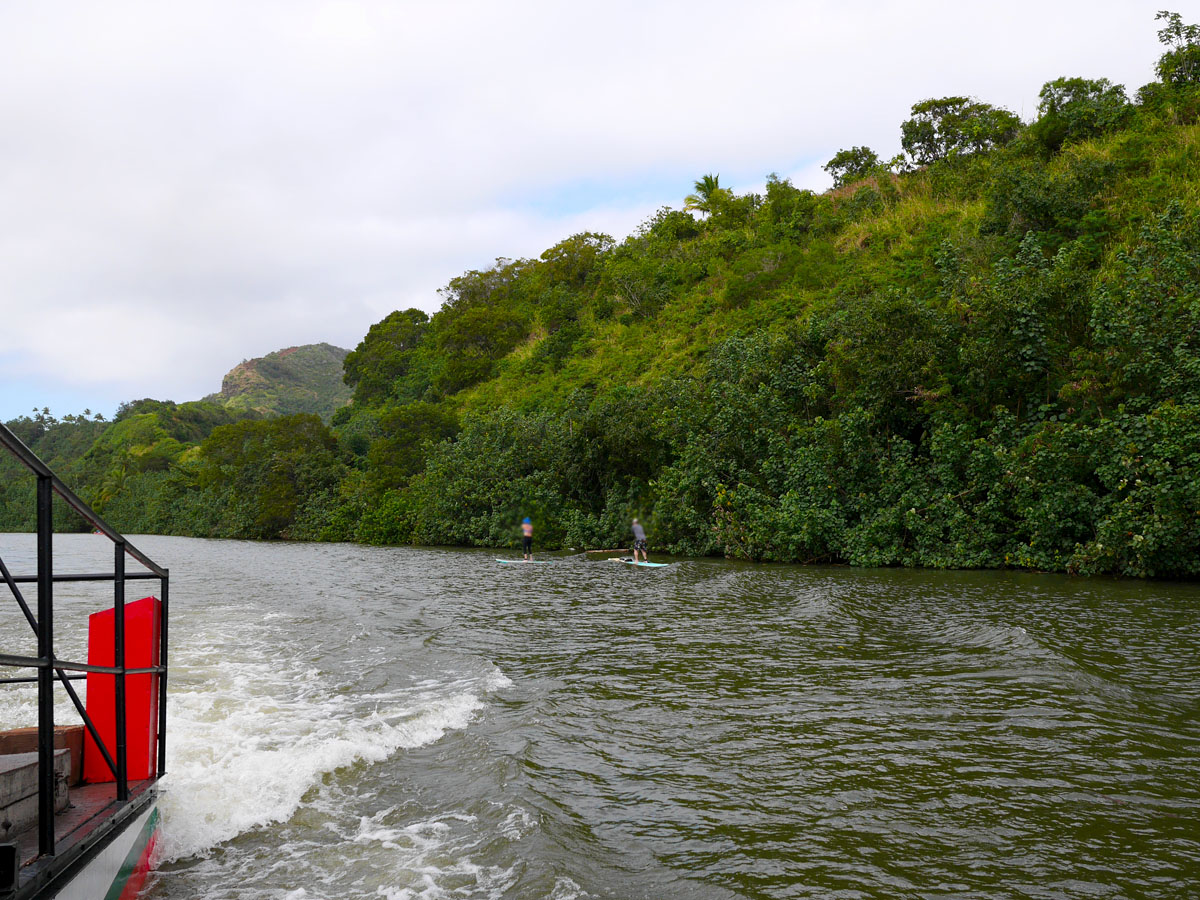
[1030, 77, 1130, 153]
[824, 146, 881, 187]
[1156, 10, 1200, 85]
[900, 96, 1021, 167]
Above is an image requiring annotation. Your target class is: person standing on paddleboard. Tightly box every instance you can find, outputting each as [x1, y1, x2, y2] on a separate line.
[522, 517, 534, 560]
[631, 518, 648, 562]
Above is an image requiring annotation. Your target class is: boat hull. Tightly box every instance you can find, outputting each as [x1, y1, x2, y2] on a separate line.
[32, 800, 158, 900]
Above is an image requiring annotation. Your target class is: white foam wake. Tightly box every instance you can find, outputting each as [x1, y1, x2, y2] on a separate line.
[347, 809, 521, 900]
[154, 620, 509, 863]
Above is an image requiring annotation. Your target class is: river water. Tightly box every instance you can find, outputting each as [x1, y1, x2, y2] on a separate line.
[1, 534, 1198, 899]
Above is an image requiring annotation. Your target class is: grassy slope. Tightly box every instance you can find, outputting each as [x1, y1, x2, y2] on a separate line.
[460, 192, 981, 417]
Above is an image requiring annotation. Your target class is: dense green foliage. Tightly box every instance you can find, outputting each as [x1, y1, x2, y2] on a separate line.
[0, 401, 252, 532]
[5, 13, 1200, 577]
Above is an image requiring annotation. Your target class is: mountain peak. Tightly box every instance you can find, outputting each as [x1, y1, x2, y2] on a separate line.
[206, 343, 351, 421]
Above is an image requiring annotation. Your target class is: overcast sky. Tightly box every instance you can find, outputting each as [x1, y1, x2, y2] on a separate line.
[0, 0, 1169, 422]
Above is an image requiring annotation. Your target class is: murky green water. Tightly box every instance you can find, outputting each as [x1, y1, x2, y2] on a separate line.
[4, 535, 1197, 898]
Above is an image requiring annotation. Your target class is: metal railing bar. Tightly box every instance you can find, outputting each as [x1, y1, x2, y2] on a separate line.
[114, 541, 128, 800]
[0, 556, 39, 631]
[0, 652, 44, 668]
[158, 576, 168, 777]
[0, 666, 162, 682]
[3, 659, 123, 675]
[56, 661, 122, 674]
[5, 572, 162, 583]
[0, 425, 53, 477]
[0, 657, 167, 676]
[37, 473, 55, 855]
[55, 665, 120, 782]
[0, 674, 85, 684]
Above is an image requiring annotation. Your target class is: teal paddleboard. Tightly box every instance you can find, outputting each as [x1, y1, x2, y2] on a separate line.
[621, 559, 669, 567]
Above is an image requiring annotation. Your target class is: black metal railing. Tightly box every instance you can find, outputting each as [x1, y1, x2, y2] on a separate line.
[0, 422, 169, 858]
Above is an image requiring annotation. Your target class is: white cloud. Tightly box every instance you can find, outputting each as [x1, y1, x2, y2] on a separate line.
[0, 0, 1168, 419]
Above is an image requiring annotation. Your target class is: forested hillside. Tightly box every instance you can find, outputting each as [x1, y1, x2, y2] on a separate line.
[0, 400, 254, 531]
[5, 12, 1200, 577]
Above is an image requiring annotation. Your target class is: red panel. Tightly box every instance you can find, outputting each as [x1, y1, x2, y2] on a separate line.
[82, 596, 161, 783]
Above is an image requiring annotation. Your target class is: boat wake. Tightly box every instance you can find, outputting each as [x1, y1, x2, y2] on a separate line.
[155, 613, 509, 864]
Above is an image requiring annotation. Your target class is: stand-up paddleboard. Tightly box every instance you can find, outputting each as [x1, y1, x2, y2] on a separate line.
[496, 558, 554, 564]
[607, 557, 669, 567]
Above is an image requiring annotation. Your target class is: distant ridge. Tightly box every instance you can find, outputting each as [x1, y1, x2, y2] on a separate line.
[205, 343, 351, 421]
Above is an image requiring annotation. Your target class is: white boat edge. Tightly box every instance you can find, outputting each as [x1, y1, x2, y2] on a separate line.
[48, 799, 158, 900]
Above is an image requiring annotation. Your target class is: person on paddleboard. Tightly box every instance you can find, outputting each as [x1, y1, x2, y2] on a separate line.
[631, 518, 648, 562]
[522, 517, 534, 560]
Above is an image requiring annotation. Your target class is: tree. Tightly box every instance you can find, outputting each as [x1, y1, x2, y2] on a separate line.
[433, 303, 528, 394]
[1030, 77, 1131, 153]
[823, 146, 881, 187]
[437, 260, 526, 313]
[342, 308, 429, 406]
[537, 232, 614, 290]
[1155, 10, 1200, 85]
[900, 96, 1021, 167]
[684, 173, 733, 216]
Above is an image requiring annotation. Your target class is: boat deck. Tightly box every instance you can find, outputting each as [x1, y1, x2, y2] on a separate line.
[13, 779, 157, 869]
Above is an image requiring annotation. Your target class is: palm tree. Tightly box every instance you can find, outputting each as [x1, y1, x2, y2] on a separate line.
[684, 173, 732, 216]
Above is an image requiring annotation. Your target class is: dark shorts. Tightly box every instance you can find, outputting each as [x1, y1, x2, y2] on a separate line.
[523, 536, 533, 552]
[633, 539, 647, 551]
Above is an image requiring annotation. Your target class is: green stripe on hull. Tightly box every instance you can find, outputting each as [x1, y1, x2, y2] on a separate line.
[104, 806, 160, 900]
